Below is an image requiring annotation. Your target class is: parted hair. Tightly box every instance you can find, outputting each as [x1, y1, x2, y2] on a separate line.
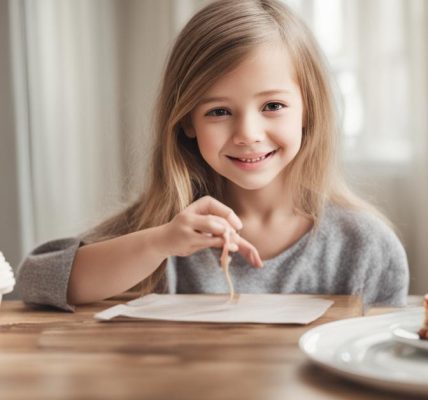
[82, 0, 380, 294]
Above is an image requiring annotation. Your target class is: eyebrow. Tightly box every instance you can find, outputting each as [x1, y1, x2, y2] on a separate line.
[198, 90, 292, 106]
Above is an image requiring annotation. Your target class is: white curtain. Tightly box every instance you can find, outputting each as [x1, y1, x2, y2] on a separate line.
[10, 0, 123, 248]
[9, 0, 200, 247]
[9, 0, 428, 293]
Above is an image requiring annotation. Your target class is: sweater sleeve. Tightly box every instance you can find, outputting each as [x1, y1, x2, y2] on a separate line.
[372, 240, 409, 307]
[362, 227, 409, 308]
[15, 238, 84, 312]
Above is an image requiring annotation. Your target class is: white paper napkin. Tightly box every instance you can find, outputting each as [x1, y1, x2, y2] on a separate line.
[95, 294, 333, 324]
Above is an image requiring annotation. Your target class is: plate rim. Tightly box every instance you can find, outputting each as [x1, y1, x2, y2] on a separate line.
[391, 323, 428, 351]
[299, 308, 428, 395]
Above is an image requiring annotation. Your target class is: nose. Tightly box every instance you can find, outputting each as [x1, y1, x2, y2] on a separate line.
[232, 112, 265, 145]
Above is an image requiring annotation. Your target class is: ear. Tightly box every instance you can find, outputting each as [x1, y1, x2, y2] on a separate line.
[182, 115, 196, 139]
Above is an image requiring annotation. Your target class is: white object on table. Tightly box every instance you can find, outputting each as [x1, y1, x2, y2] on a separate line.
[391, 323, 428, 351]
[94, 293, 333, 324]
[0, 251, 15, 305]
[300, 308, 428, 396]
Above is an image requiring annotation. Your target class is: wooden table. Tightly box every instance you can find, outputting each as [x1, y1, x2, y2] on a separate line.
[0, 295, 422, 400]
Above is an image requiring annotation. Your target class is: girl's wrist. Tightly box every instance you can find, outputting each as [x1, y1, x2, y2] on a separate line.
[148, 223, 172, 260]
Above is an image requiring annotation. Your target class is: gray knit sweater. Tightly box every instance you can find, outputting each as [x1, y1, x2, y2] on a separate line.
[16, 204, 409, 312]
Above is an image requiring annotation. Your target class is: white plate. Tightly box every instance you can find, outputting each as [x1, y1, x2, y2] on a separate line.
[392, 323, 428, 352]
[299, 308, 428, 396]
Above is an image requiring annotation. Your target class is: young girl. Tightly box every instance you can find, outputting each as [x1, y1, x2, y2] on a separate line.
[16, 0, 409, 311]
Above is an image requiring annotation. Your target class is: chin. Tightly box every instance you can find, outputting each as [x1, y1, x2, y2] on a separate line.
[226, 176, 276, 191]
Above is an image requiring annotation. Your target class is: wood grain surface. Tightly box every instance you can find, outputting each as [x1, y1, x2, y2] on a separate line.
[0, 295, 421, 400]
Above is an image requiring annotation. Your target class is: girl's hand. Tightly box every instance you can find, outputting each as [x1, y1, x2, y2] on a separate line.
[159, 196, 263, 268]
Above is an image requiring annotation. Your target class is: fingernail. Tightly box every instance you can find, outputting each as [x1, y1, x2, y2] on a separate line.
[213, 222, 226, 232]
[253, 254, 263, 268]
[250, 253, 256, 267]
[229, 243, 239, 252]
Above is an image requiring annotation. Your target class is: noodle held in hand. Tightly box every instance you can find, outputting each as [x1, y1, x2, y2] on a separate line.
[220, 228, 235, 301]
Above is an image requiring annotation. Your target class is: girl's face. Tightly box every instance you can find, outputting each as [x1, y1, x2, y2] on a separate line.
[188, 43, 304, 191]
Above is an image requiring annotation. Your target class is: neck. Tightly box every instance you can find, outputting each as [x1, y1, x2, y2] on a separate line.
[224, 176, 295, 224]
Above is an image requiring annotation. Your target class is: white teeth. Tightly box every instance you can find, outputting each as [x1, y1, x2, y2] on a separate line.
[239, 155, 266, 163]
[237, 151, 274, 163]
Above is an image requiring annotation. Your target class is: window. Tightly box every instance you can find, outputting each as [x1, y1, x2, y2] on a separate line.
[285, 0, 412, 163]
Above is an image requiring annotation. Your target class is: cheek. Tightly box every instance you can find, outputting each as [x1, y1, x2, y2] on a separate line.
[289, 129, 303, 154]
[194, 121, 229, 159]
[197, 139, 214, 160]
[273, 118, 303, 147]
[195, 131, 223, 163]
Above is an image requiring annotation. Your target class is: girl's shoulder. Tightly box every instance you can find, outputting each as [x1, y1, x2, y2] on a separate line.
[318, 202, 405, 258]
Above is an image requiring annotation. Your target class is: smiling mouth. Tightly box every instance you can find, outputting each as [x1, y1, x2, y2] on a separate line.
[227, 150, 277, 163]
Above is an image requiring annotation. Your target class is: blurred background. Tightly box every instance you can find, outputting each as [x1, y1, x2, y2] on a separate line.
[0, 0, 427, 299]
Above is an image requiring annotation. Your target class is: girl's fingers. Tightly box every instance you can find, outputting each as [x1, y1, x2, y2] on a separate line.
[188, 196, 243, 231]
[191, 214, 230, 236]
[193, 227, 239, 252]
[195, 235, 237, 257]
[228, 242, 239, 252]
[235, 234, 264, 268]
[192, 228, 262, 267]
[198, 236, 224, 250]
[182, 199, 262, 267]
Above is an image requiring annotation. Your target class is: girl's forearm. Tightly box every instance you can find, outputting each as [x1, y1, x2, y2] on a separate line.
[67, 225, 169, 305]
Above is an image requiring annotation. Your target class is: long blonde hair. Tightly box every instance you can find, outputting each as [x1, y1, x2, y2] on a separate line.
[83, 0, 380, 293]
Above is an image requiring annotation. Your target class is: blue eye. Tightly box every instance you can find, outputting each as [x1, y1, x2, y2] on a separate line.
[206, 108, 230, 117]
[263, 102, 285, 112]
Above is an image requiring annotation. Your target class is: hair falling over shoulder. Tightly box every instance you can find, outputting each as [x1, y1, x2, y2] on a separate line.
[82, 0, 385, 294]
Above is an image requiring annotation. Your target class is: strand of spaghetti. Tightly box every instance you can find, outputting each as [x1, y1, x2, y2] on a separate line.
[220, 228, 235, 301]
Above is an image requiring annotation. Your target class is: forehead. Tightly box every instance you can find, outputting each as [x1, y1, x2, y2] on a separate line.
[203, 43, 299, 97]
